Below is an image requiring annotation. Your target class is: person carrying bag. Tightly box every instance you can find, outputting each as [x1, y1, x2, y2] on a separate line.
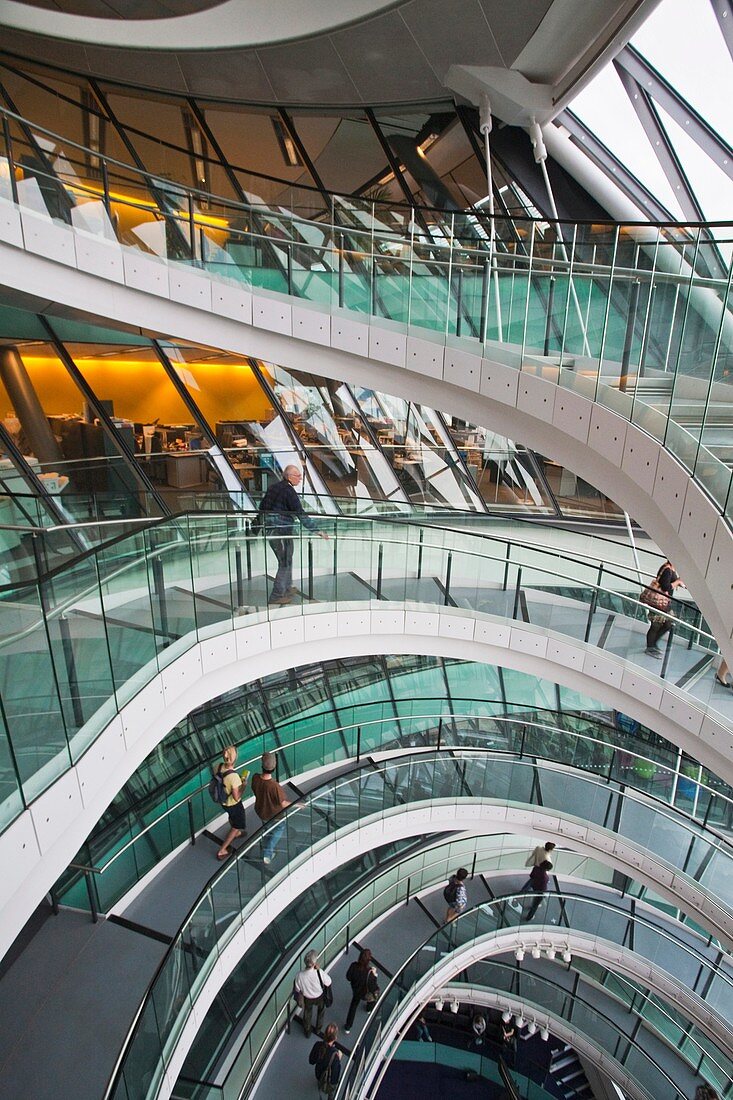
[344, 948, 379, 1033]
[641, 560, 684, 658]
[309, 1024, 342, 1098]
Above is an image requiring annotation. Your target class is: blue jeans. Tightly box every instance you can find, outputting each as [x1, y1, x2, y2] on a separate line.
[269, 536, 294, 597]
[262, 818, 286, 860]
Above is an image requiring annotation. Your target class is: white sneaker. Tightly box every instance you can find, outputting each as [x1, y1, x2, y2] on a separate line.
[508, 900, 522, 912]
[263, 856, 272, 865]
[344, 1029, 351, 1035]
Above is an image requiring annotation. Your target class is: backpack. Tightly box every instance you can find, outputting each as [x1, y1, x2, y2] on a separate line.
[443, 877, 458, 905]
[318, 1050, 337, 1093]
[208, 767, 237, 806]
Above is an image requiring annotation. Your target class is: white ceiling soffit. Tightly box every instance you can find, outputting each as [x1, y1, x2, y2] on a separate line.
[0, 0, 660, 113]
[446, 0, 663, 126]
[0, 0, 403, 48]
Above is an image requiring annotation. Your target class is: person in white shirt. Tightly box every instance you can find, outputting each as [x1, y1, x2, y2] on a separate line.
[526, 841, 555, 867]
[294, 950, 333, 1037]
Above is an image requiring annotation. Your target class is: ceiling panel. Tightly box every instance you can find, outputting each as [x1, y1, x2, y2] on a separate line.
[82, 43, 188, 91]
[399, 0, 503, 74]
[177, 47, 275, 101]
[258, 36, 362, 104]
[478, 0, 554, 67]
[330, 11, 444, 103]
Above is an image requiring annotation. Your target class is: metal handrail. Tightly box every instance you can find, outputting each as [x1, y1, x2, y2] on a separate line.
[338, 889, 733, 1099]
[0, 509, 710, 633]
[78, 708, 732, 881]
[6, 101, 733, 231]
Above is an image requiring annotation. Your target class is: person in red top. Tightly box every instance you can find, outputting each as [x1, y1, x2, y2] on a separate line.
[252, 751, 291, 864]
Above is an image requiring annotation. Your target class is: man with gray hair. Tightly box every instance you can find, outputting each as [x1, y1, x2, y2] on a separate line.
[294, 949, 332, 1037]
[254, 464, 328, 606]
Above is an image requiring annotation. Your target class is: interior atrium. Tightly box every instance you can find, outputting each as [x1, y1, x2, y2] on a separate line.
[0, 1, 731, 1099]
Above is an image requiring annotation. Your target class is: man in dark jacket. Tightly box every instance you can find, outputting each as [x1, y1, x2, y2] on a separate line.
[255, 465, 327, 605]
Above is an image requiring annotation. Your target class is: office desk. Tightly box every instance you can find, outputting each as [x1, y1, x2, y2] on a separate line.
[166, 453, 205, 488]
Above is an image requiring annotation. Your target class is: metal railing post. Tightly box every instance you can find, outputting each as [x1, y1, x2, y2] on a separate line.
[660, 625, 675, 679]
[456, 268, 464, 338]
[85, 871, 99, 923]
[584, 588, 598, 643]
[444, 552, 452, 605]
[235, 547, 244, 608]
[58, 614, 84, 729]
[338, 232, 345, 308]
[308, 540, 314, 600]
[356, 725, 361, 762]
[416, 528, 424, 580]
[480, 258, 490, 343]
[151, 554, 168, 638]
[619, 279, 640, 393]
[512, 566, 523, 620]
[286, 242, 293, 295]
[376, 543, 383, 600]
[187, 192, 197, 263]
[2, 115, 19, 206]
[187, 800, 196, 845]
[543, 275, 556, 356]
[100, 158, 112, 222]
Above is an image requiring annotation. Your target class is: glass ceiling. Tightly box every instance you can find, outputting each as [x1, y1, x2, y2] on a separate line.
[567, 0, 733, 228]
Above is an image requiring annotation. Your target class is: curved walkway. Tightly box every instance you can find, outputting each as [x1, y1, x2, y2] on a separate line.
[2, 209, 731, 666]
[3, 835, 704, 1100]
[3, 592, 733, 962]
[341, 892, 733, 1098]
[102, 750, 733, 1100]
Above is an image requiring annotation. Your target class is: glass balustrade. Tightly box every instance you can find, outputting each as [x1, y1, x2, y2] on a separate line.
[179, 839, 717, 1099]
[0, 511, 726, 836]
[339, 890, 733, 1099]
[567, 960, 733, 1093]
[3, 106, 733, 522]
[104, 749, 733, 1100]
[56, 705, 733, 915]
[444, 960, 729, 1100]
[392, 1041, 555, 1100]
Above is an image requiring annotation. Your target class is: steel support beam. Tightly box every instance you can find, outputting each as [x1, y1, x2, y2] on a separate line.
[710, 0, 733, 63]
[614, 65, 703, 224]
[616, 45, 733, 184]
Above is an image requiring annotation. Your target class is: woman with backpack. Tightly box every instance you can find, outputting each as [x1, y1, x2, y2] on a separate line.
[214, 746, 248, 860]
[344, 948, 379, 1033]
[444, 867, 469, 922]
[309, 1023, 342, 1098]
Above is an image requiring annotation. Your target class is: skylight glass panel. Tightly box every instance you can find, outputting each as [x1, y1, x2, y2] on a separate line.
[656, 105, 733, 259]
[632, 0, 733, 148]
[569, 64, 684, 219]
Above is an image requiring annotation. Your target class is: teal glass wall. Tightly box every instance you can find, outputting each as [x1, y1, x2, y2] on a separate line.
[55, 654, 733, 914]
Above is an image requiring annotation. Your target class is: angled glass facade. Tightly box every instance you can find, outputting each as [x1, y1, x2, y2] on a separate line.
[0, 5, 732, 1100]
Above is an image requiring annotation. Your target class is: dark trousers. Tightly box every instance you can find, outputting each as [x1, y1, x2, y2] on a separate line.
[302, 993, 325, 1036]
[269, 536, 294, 597]
[345, 992, 362, 1029]
[523, 892, 545, 921]
[646, 617, 671, 650]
